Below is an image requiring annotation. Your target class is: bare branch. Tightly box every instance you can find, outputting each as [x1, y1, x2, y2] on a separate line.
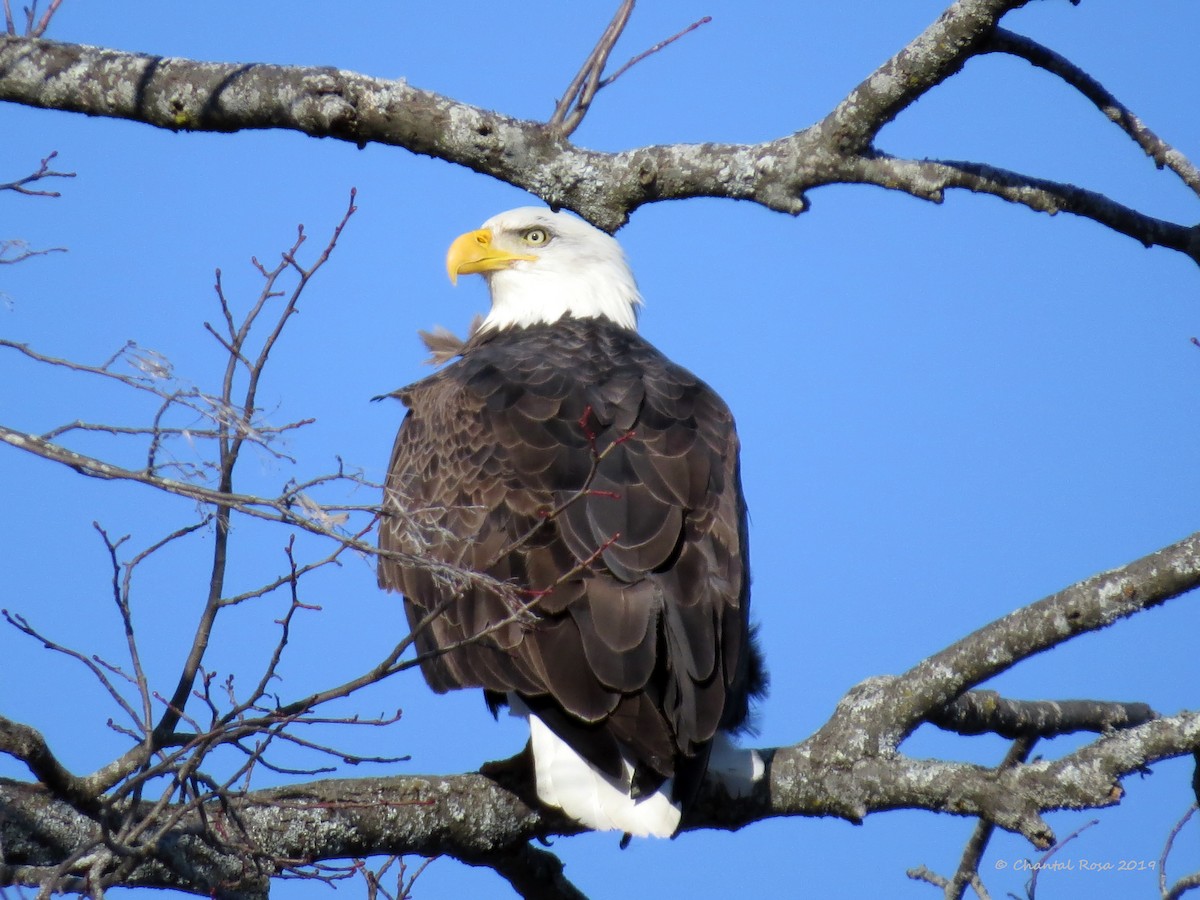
[151, 192, 356, 741]
[1022, 818, 1099, 898]
[0, 151, 74, 196]
[2, 2, 1195, 253]
[597, 15, 712, 90]
[0, 239, 65, 264]
[27, 0, 62, 38]
[0, 716, 94, 809]
[884, 529, 1200, 744]
[548, 0, 634, 135]
[1161, 804, 1200, 900]
[547, 2, 710, 139]
[928, 691, 1155, 739]
[3, 609, 148, 739]
[466, 844, 588, 900]
[0, 422, 499, 601]
[985, 28, 1200, 199]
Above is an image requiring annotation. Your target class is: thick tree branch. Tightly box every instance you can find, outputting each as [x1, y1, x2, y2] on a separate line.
[0, 717, 93, 809]
[2, 0, 1196, 257]
[852, 154, 1200, 260]
[809, 529, 1200, 756]
[3, 710, 1197, 893]
[908, 737, 1036, 899]
[3, 529, 1198, 892]
[818, 0, 1029, 154]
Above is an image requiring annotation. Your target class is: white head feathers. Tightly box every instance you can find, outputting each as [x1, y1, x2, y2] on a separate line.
[445, 207, 643, 332]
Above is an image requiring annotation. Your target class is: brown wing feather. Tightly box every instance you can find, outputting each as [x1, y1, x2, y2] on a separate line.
[378, 318, 763, 795]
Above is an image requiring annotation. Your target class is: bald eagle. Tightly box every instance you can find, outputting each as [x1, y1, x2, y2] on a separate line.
[378, 208, 765, 837]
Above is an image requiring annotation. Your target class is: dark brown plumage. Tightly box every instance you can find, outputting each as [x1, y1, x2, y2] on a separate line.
[378, 317, 764, 820]
[377, 206, 764, 836]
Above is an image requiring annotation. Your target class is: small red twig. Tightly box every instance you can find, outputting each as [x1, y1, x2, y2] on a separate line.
[577, 404, 596, 444]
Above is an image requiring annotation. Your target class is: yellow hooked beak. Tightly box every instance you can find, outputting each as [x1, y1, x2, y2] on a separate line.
[445, 228, 537, 284]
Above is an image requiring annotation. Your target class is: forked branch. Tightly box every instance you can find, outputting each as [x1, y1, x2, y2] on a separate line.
[2, 0, 1192, 255]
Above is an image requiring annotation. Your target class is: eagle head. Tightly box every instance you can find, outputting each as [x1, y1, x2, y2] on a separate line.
[445, 207, 643, 332]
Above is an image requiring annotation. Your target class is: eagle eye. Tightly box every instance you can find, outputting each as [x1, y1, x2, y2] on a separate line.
[521, 227, 550, 246]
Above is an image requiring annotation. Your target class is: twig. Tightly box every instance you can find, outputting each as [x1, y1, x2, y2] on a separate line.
[3, 609, 147, 736]
[598, 14, 711, 89]
[28, 0, 63, 38]
[0, 240, 66, 265]
[1160, 803, 1200, 899]
[548, 0, 634, 135]
[1022, 819, 1098, 899]
[0, 423, 501, 599]
[548, 3, 712, 138]
[0, 151, 74, 196]
[155, 190, 358, 742]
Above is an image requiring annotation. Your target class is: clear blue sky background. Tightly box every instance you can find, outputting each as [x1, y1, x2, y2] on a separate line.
[3, 2, 1199, 898]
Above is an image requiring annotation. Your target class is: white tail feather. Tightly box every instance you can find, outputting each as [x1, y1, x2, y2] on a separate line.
[510, 699, 681, 837]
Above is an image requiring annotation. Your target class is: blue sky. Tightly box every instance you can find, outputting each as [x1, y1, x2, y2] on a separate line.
[3, 2, 1199, 897]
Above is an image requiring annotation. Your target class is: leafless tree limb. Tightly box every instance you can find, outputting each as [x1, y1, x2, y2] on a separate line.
[597, 14, 711, 92]
[928, 691, 1155, 739]
[1161, 803, 1200, 900]
[546, 0, 710, 139]
[1, 0, 62, 38]
[0, 422, 507, 606]
[984, 28, 1200, 198]
[0, 239, 65, 265]
[467, 843, 589, 900]
[548, 0, 633, 136]
[0, 150, 72, 196]
[1, 0, 1195, 257]
[1, 150, 73, 265]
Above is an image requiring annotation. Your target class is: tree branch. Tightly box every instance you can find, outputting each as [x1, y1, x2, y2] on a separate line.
[908, 737, 1036, 899]
[1, 0, 1195, 257]
[3, 519, 1198, 893]
[3, 710, 1197, 892]
[816, 0, 1029, 154]
[985, 27, 1200, 198]
[928, 691, 1155, 740]
[547, 0, 633, 136]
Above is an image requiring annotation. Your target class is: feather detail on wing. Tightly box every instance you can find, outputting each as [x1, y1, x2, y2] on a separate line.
[379, 318, 765, 833]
